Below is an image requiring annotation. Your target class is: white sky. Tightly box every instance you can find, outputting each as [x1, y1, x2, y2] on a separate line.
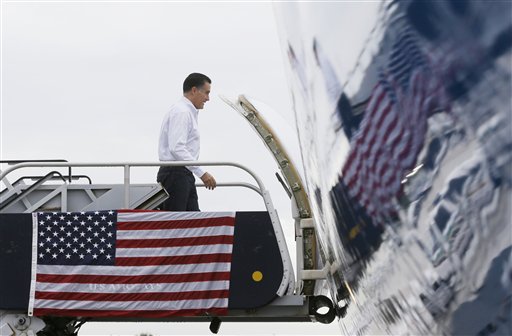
[1, 1, 340, 335]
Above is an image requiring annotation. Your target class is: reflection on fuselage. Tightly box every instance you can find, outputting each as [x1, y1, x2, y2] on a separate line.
[275, 0, 512, 334]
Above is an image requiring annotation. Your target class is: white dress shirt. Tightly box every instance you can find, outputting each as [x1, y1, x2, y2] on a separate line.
[158, 96, 205, 178]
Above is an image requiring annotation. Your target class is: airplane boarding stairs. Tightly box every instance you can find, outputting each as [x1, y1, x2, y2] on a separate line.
[0, 159, 337, 335]
[0, 160, 168, 213]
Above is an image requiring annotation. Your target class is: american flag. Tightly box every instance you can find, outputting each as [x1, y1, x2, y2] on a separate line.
[341, 29, 445, 224]
[29, 210, 235, 318]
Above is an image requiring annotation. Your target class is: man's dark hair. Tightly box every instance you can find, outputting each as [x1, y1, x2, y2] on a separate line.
[183, 73, 211, 93]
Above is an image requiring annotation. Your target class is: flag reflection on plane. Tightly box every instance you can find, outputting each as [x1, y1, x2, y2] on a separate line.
[275, 0, 512, 334]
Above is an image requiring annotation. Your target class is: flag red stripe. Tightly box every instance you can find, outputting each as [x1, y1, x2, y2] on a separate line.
[33, 307, 228, 318]
[37, 271, 231, 284]
[343, 98, 392, 183]
[345, 86, 388, 170]
[116, 235, 233, 248]
[117, 217, 235, 230]
[35, 290, 229, 302]
[116, 253, 232, 266]
[352, 106, 399, 200]
[359, 115, 409, 200]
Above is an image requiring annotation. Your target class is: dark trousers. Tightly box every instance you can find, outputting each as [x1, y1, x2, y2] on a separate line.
[157, 166, 199, 211]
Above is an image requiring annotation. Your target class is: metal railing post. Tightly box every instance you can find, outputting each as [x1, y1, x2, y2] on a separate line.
[124, 165, 130, 208]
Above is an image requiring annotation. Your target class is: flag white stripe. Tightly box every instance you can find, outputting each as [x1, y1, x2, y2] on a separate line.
[117, 244, 233, 257]
[35, 298, 228, 311]
[117, 226, 234, 239]
[37, 262, 231, 276]
[36, 280, 230, 294]
[118, 211, 235, 222]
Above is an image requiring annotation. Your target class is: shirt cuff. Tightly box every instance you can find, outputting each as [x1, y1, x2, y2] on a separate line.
[187, 165, 205, 178]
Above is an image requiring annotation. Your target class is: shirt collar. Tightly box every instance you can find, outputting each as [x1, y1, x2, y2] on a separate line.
[182, 96, 198, 113]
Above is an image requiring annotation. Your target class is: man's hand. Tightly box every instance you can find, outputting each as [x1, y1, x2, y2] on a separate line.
[200, 172, 217, 190]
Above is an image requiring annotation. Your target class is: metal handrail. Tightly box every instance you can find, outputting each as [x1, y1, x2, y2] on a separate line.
[0, 161, 267, 208]
[0, 159, 68, 164]
[1, 160, 73, 182]
[0, 171, 67, 211]
[13, 174, 92, 185]
[196, 182, 262, 195]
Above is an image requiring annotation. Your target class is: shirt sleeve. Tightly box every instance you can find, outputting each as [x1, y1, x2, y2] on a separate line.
[166, 110, 205, 178]
[186, 163, 205, 179]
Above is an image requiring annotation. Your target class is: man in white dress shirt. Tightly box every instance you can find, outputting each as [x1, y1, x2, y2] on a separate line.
[157, 73, 217, 211]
